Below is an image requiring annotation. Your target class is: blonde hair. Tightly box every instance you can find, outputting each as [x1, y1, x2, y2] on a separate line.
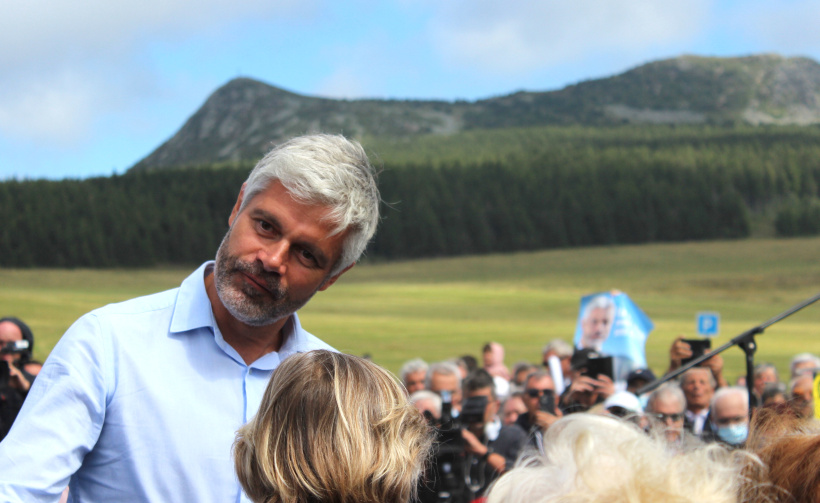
[234, 350, 432, 503]
[487, 413, 752, 503]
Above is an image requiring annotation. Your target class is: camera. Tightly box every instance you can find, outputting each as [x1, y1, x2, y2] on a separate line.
[459, 395, 488, 425]
[0, 340, 30, 388]
[418, 392, 491, 503]
[0, 340, 30, 355]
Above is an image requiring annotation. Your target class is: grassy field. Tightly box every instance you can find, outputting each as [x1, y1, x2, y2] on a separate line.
[2, 237, 820, 380]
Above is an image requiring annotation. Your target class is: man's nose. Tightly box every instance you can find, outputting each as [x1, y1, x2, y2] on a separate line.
[259, 240, 288, 274]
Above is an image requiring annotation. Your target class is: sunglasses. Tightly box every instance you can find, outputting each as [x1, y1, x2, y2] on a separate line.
[526, 388, 553, 398]
[652, 412, 683, 422]
[607, 406, 632, 418]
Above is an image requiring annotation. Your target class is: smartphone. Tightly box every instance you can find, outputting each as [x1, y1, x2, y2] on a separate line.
[538, 390, 556, 414]
[583, 356, 613, 381]
[681, 338, 711, 366]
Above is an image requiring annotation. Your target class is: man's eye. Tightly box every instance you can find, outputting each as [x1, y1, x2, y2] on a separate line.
[258, 220, 274, 232]
[298, 249, 317, 265]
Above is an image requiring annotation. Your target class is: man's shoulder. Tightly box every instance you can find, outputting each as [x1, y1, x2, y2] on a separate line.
[496, 423, 528, 444]
[285, 313, 337, 355]
[87, 287, 180, 320]
[298, 331, 335, 352]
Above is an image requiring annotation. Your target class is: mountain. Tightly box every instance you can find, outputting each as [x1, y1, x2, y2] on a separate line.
[131, 54, 820, 171]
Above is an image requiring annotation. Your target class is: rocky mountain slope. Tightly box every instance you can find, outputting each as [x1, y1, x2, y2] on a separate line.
[131, 54, 820, 171]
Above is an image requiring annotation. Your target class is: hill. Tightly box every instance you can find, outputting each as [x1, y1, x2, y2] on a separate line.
[131, 54, 820, 171]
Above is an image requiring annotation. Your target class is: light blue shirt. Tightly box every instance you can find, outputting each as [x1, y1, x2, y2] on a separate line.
[0, 262, 333, 502]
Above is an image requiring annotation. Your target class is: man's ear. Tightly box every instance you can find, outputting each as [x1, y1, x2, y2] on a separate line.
[228, 183, 247, 227]
[319, 263, 355, 291]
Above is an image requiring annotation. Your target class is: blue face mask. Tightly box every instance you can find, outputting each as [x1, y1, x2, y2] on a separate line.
[716, 423, 748, 445]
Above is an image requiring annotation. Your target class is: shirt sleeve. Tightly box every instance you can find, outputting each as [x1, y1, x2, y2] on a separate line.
[0, 313, 108, 502]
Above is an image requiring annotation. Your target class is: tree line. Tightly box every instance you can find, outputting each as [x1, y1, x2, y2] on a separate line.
[2, 126, 820, 268]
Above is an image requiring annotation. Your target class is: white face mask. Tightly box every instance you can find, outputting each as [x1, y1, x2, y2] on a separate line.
[715, 422, 748, 445]
[485, 418, 502, 441]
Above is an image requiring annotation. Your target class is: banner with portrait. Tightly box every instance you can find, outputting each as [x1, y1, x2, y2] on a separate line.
[573, 291, 654, 382]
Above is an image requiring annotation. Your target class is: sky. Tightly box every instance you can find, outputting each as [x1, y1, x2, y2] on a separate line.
[3, 0, 820, 180]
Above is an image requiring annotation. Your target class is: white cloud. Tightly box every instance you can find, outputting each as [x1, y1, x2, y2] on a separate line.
[427, 0, 709, 74]
[0, 0, 311, 67]
[0, 0, 315, 144]
[0, 68, 97, 144]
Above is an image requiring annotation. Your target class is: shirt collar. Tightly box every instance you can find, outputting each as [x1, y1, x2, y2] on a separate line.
[169, 261, 217, 334]
[168, 261, 311, 369]
[685, 408, 709, 422]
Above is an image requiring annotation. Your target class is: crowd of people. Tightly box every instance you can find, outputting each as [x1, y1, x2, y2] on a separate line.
[0, 132, 817, 503]
[401, 339, 819, 502]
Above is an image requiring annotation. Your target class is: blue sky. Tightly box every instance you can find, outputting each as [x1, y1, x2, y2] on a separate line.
[2, 0, 820, 180]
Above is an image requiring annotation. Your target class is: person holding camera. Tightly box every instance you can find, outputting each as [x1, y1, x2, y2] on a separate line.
[0, 317, 36, 441]
[417, 369, 526, 503]
[514, 370, 563, 451]
[559, 348, 615, 415]
[460, 369, 527, 497]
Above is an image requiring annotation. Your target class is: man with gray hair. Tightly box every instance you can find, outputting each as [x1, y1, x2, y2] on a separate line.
[426, 361, 463, 413]
[0, 134, 381, 502]
[646, 383, 687, 446]
[409, 390, 442, 420]
[400, 358, 428, 395]
[707, 387, 750, 447]
[790, 352, 820, 379]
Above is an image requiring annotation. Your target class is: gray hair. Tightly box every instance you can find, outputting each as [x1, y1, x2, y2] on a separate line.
[753, 362, 779, 382]
[711, 386, 749, 413]
[241, 134, 380, 275]
[790, 353, 820, 377]
[425, 361, 461, 389]
[409, 390, 442, 418]
[647, 383, 686, 414]
[399, 358, 428, 383]
[582, 294, 615, 321]
[542, 338, 573, 358]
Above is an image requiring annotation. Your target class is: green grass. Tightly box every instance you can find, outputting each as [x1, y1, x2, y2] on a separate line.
[3, 237, 820, 381]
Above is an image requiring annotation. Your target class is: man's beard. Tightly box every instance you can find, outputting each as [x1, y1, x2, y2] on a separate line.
[213, 229, 313, 327]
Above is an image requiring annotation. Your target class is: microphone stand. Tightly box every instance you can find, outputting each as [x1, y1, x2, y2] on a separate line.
[636, 291, 820, 412]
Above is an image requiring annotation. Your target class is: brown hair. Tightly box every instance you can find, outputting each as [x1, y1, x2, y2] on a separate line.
[234, 350, 433, 503]
[740, 407, 820, 503]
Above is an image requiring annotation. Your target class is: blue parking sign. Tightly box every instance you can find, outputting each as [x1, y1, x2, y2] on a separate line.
[696, 312, 720, 337]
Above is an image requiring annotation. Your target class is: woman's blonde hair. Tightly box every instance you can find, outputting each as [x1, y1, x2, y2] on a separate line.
[487, 413, 753, 503]
[234, 350, 432, 503]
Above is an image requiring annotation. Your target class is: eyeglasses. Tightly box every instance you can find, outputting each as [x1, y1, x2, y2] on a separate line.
[714, 415, 746, 426]
[651, 412, 683, 423]
[607, 406, 631, 418]
[525, 388, 553, 398]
